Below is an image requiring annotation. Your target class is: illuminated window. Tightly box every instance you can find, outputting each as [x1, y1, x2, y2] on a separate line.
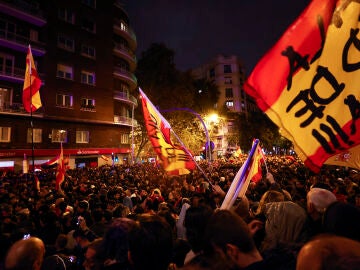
[0, 127, 10, 142]
[76, 130, 89, 143]
[81, 70, 95, 85]
[226, 101, 234, 107]
[56, 94, 73, 108]
[52, 129, 67, 143]
[121, 133, 129, 144]
[224, 76, 232, 84]
[27, 128, 42, 143]
[81, 98, 95, 111]
[57, 64, 73, 80]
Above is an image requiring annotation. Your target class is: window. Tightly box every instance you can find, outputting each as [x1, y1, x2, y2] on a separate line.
[30, 30, 38, 42]
[226, 100, 234, 107]
[224, 76, 232, 84]
[27, 128, 42, 143]
[58, 8, 75, 24]
[51, 129, 67, 143]
[76, 130, 89, 143]
[82, 0, 96, 8]
[224, 64, 232, 73]
[81, 44, 96, 58]
[81, 98, 95, 110]
[209, 68, 215, 78]
[121, 133, 129, 144]
[56, 93, 73, 108]
[0, 53, 14, 75]
[0, 87, 11, 110]
[81, 18, 96, 33]
[0, 127, 10, 142]
[57, 64, 73, 80]
[81, 71, 95, 85]
[58, 34, 75, 51]
[225, 88, 233, 98]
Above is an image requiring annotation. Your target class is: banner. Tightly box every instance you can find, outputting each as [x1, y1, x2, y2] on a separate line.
[139, 88, 196, 175]
[244, 0, 360, 172]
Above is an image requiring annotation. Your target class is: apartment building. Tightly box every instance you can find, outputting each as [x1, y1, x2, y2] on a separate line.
[0, 0, 137, 171]
[192, 55, 257, 157]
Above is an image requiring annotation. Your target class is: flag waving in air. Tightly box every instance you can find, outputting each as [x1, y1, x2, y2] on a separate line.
[55, 143, 65, 191]
[139, 88, 196, 175]
[23, 45, 42, 113]
[244, 0, 360, 172]
[221, 139, 265, 210]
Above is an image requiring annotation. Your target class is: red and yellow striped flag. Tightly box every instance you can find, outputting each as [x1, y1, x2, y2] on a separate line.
[245, 0, 360, 172]
[139, 88, 196, 175]
[23, 45, 42, 113]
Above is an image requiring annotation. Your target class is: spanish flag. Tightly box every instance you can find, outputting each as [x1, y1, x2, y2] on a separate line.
[244, 0, 360, 172]
[139, 88, 196, 175]
[23, 45, 42, 113]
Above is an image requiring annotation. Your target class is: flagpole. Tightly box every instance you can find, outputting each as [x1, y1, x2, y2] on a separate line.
[169, 129, 212, 186]
[28, 45, 35, 172]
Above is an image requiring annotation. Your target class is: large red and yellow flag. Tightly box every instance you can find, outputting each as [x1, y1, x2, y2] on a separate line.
[23, 45, 42, 113]
[139, 88, 196, 175]
[244, 0, 360, 172]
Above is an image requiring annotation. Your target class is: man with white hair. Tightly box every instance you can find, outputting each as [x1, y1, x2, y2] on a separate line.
[306, 187, 337, 236]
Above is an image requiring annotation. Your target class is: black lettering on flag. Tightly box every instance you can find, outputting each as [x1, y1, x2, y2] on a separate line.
[344, 94, 360, 134]
[287, 66, 344, 127]
[281, 46, 310, 90]
[342, 28, 360, 72]
[312, 115, 354, 154]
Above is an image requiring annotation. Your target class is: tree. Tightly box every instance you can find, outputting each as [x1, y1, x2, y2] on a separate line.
[133, 43, 207, 160]
[192, 78, 220, 113]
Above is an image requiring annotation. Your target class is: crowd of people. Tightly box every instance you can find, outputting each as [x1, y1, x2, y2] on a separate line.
[0, 154, 360, 270]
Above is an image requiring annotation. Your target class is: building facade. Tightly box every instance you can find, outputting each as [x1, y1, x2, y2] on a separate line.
[0, 0, 138, 171]
[192, 55, 257, 157]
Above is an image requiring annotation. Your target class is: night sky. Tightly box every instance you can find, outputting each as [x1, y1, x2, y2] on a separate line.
[122, 0, 310, 75]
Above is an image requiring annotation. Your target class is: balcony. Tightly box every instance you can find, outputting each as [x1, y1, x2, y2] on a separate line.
[114, 115, 137, 126]
[113, 67, 137, 89]
[0, 0, 46, 26]
[0, 67, 44, 84]
[113, 19, 137, 50]
[0, 102, 43, 116]
[113, 43, 136, 70]
[0, 31, 46, 56]
[113, 91, 138, 107]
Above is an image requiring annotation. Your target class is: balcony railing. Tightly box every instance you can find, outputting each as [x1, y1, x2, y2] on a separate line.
[113, 19, 137, 49]
[0, 102, 42, 115]
[113, 91, 138, 107]
[113, 43, 136, 68]
[0, 31, 46, 55]
[0, 0, 46, 26]
[113, 67, 137, 88]
[114, 115, 137, 126]
[0, 67, 44, 83]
